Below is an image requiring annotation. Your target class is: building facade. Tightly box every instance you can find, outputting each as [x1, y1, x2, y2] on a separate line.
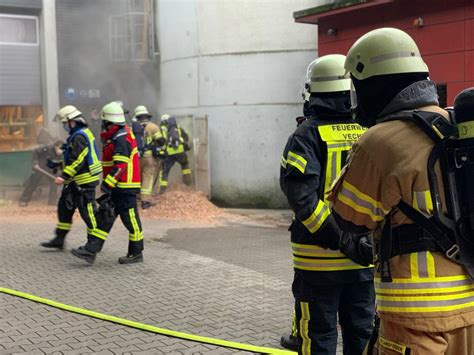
[295, 0, 474, 106]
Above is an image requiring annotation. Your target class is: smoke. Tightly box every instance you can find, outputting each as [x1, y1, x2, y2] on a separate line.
[56, 0, 160, 135]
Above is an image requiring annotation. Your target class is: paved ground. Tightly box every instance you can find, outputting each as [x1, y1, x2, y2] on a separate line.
[0, 209, 343, 354]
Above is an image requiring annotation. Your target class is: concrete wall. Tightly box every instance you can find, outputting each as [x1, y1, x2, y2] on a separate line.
[158, 0, 319, 207]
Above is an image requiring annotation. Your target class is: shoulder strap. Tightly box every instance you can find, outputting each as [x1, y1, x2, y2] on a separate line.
[378, 110, 457, 142]
[397, 200, 460, 260]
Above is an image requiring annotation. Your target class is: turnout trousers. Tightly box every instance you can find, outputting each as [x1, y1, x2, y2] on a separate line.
[55, 184, 97, 240]
[373, 320, 474, 355]
[159, 152, 192, 193]
[140, 155, 161, 202]
[295, 280, 375, 355]
[86, 190, 144, 255]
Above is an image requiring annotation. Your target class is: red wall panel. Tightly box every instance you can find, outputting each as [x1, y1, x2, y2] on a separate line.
[465, 50, 474, 81]
[466, 19, 474, 50]
[315, 0, 470, 102]
[405, 21, 464, 56]
[448, 81, 474, 105]
[466, 2, 474, 20]
[424, 52, 464, 83]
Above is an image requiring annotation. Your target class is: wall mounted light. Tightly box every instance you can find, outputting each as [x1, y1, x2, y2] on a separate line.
[413, 16, 424, 27]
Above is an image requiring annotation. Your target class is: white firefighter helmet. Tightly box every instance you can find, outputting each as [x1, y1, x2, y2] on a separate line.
[101, 101, 126, 124]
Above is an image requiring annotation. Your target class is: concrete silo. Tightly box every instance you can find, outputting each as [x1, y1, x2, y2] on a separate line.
[158, 0, 321, 207]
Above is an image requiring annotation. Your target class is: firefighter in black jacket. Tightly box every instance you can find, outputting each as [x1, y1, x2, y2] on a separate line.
[279, 55, 375, 354]
[40, 105, 101, 250]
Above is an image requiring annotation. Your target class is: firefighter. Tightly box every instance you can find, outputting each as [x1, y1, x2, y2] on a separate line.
[40, 106, 101, 250]
[280, 55, 375, 354]
[71, 101, 144, 264]
[19, 140, 64, 207]
[158, 114, 192, 193]
[133, 105, 166, 209]
[327, 28, 474, 354]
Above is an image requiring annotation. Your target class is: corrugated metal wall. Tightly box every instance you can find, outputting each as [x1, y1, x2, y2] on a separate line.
[0, 43, 41, 105]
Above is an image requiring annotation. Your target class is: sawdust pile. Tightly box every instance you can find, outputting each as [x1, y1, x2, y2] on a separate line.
[0, 186, 226, 224]
[142, 186, 227, 223]
[0, 200, 57, 221]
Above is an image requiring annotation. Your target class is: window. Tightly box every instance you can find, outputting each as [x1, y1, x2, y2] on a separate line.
[109, 0, 154, 62]
[437, 83, 447, 109]
[0, 15, 38, 45]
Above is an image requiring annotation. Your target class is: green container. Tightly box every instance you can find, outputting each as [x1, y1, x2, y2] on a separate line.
[0, 150, 32, 187]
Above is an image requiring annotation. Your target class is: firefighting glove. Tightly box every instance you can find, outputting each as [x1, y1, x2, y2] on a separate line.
[339, 232, 374, 266]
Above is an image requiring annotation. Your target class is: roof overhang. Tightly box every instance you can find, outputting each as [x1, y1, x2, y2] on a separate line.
[294, 0, 395, 25]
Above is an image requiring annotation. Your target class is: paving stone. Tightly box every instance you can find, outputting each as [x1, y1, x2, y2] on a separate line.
[0, 215, 343, 354]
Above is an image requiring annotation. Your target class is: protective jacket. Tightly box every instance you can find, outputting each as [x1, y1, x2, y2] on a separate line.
[61, 126, 101, 187]
[161, 117, 189, 156]
[329, 80, 474, 332]
[280, 106, 373, 286]
[101, 125, 141, 193]
[142, 121, 166, 157]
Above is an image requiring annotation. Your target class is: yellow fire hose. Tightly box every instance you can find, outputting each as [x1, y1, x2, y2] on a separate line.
[0, 287, 296, 355]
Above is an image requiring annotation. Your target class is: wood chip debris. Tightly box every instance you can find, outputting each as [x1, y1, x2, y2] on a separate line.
[0, 186, 227, 224]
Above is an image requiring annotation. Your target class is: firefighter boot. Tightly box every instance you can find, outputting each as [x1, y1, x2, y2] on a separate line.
[280, 334, 300, 351]
[183, 173, 192, 186]
[118, 253, 143, 264]
[70, 247, 96, 264]
[141, 201, 156, 210]
[40, 236, 65, 250]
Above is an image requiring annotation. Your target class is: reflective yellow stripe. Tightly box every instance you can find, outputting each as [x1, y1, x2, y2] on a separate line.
[292, 242, 347, 258]
[413, 190, 433, 217]
[140, 177, 154, 196]
[64, 147, 89, 177]
[167, 146, 184, 155]
[426, 251, 436, 279]
[74, 172, 100, 185]
[300, 302, 311, 355]
[410, 253, 419, 279]
[291, 311, 297, 337]
[280, 156, 287, 168]
[337, 180, 388, 222]
[56, 222, 72, 231]
[83, 128, 101, 176]
[128, 208, 143, 241]
[152, 132, 163, 140]
[128, 148, 138, 184]
[182, 168, 191, 175]
[376, 271, 474, 312]
[286, 151, 307, 174]
[87, 202, 97, 228]
[105, 175, 118, 187]
[293, 256, 371, 271]
[89, 228, 108, 241]
[291, 242, 373, 270]
[116, 182, 141, 189]
[113, 155, 130, 163]
[102, 161, 113, 167]
[302, 200, 330, 233]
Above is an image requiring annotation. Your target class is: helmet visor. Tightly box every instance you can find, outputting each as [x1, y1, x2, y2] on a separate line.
[350, 80, 358, 112]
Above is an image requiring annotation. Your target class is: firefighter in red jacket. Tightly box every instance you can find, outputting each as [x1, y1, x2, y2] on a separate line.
[71, 101, 144, 264]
